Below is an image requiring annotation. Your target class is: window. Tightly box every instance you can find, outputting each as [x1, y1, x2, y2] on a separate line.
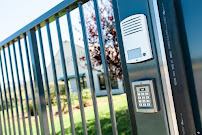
[110, 74, 119, 89]
[98, 74, 106, 90]
[98, 73, 119, 90]
[80, 76, 87, 90]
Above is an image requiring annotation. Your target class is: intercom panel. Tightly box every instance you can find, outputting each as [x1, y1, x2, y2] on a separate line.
[120, 14, 153, 64]
[132, 79, 158, 113]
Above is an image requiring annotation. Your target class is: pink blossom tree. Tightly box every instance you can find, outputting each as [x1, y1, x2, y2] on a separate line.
[80, 0, 123, 80]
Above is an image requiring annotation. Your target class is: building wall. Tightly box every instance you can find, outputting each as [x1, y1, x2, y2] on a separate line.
[46, 41, 124, 96]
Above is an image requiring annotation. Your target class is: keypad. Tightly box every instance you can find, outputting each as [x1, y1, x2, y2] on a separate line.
[133, 79, 158, 113]
[137, 92, 152, 108]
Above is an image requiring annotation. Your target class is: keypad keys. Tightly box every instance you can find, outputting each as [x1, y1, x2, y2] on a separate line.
[136, 91, 153, 108]
[146, 100, 150, 103]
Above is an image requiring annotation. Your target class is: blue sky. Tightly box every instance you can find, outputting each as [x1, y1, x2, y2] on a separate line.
[0, 0, 85, 83]
[0, 0, 63, 41]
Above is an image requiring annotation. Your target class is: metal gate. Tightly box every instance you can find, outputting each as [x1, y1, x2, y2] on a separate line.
[1, 0, 200, 134]
[0, 0, 137, 135]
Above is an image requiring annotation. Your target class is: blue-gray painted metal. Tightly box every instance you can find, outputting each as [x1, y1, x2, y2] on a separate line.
[12, 41, 27, 135]
[23, 34, 40, 135]
[0, 85, 6, 135]
[45, 20, 65, 135]
[0, 52, 12, 135]
[17, 38, 33, 135]
[55, 14, 76, 135]
[172, 0, 202, 133]
[37, 25, 56, 135]
[111, 0, 137, 134]
[0, 104, 2, 135]
[92, 0, 118, 134]
[27, 28, 50, 135]
[7, 44, 21, 135]
[2, 48, 16, 135]
[116, 0, 170, 134]
[0, 0, 135, 135]
[78, 3, 102, 135]
[66, 10, 88, 135]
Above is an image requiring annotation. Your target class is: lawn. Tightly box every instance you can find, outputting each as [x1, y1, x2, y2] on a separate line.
[1, 94, 131, 135]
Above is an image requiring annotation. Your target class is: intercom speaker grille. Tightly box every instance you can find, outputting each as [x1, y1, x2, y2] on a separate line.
[120, 14, 153, 64]
[121, 15, 143, 36]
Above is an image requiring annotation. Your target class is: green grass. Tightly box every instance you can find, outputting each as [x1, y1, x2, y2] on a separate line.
[53, 94, 131, 135]
[1, 94, 131, 135]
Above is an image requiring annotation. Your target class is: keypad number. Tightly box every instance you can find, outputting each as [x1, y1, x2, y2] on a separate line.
[137, 92, 152, 108]
[132, 79, 158, 113]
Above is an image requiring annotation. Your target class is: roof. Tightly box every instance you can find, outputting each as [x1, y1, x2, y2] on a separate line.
[58, 73, 85, 81]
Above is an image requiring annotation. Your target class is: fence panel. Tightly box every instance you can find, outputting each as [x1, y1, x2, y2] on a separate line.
[37, 25, 56, 135]
[78, 3, 102, 135]
[0, 85, 7, 135]
[23, 34, 40, 135]
[7, 43, 21, 135]
[55, 14, 76, 135]
[28, 28, 50, 135]
[0, 0, 134, 134]
[0, 52, 12, 135]
[12, 41, 27, 135]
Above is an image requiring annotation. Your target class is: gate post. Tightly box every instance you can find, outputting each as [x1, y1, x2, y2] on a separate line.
[111, 0, 138, 134]
[27, 28, 50, 135]
[111, 0, 175, 134]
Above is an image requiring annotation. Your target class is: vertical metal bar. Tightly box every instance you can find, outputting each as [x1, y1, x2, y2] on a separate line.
[92, 0, 118, 134]
[2, 47, 16, 135]
[107, 0, 139, 134]
[55, 14, 76, 135]
[0, 86, 6, 135]
[78, 3, 102, 135]
[111, 0, 139, 133]
[0, 51, 12, 135]
[37, 25, 56, 135]
[66, 10, 88, 135]
[82, 77, 85, 89]
[23, 34, 40, 135]
[7, 44, 22, 135]
[27, 28, 50, 135]
[17, 37, 33, 135]
[45, 20, 65, 135]
[12, 41, 27, 135]
[0, 95, 3, 135]
[0, 111, 2, 135]
[149, 1, 179, 134]
[0, 86, 7, 135]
